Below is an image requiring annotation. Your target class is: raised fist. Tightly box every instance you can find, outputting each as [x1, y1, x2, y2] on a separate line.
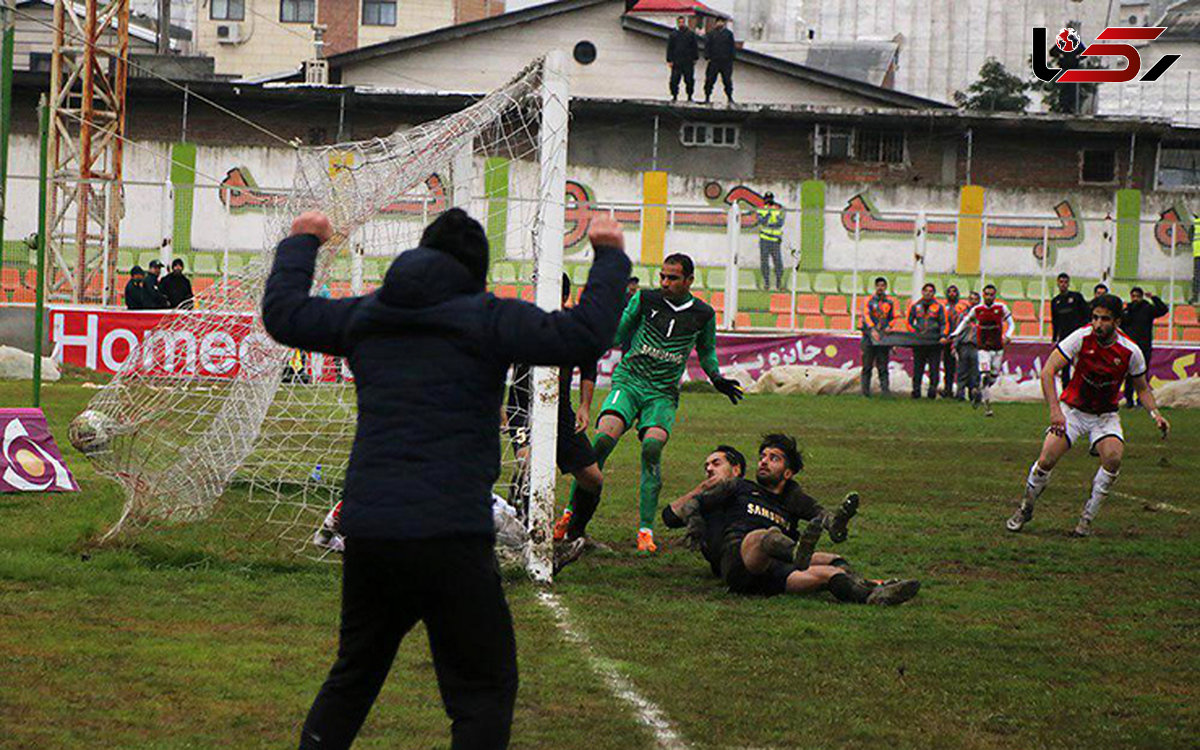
[588, 213, 624, 252]
[291, 211, 334, 244]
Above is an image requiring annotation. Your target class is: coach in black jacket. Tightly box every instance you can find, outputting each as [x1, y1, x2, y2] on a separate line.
[666, 16, 699, 101]
[1122, 286, 1169, 407]
[1050, 273, 1088, 391]
[263, 208, 630, 750]
[703, 17, 736, 104]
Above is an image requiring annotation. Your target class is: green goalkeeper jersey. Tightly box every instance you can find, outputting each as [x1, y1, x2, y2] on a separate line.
[612, 289, 722, 398]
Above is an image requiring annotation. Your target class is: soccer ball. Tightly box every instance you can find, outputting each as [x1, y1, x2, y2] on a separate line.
[69, 409, 116, 454]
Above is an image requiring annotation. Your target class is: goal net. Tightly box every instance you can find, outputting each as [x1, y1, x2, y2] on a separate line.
[69, 54, 570, 581]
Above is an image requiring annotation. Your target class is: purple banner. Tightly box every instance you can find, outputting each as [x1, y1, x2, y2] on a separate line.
[595, 333, 1200, 388]
[0, 408, 78, 493]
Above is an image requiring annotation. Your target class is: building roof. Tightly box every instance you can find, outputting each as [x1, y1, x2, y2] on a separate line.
[1158, 0, 1200, 39]
[621, 15, 945, 109]
[627, 0, 729, 19]
[16, 0, 191, 43]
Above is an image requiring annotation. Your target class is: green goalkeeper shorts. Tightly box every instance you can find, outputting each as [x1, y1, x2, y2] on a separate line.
[600, 380, 678, 436]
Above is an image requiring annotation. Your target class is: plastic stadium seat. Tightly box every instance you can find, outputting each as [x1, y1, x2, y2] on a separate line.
[739, 291, 772, 311]
[0, 268, 19, 290]
[739, 269, 760, 290]
[1110, 282, 1133, 300]
[520, 286, 535, 302]
[803, 315, 826, 330]
[1155, 324, 1170, 342]
[1174, 306, 1198, 327]
[827, 315, 852, 330]
[1019, 322, 1042, 337]
[194, 277, 215, 295]
[330, 282, 351, 297]
[733, 312, 751, 329]
[892, 275, 913, 297]
[822, 295, 849, 316]
[138, 251, 159, 268]
[769, 294, 794, 314]
[775, 314, 797, 330]
[710, 292, 724, 310]
[706, 268, 726, 289]
[1183, 327, 1200, 342]
[1040, 300, 1052, 321]
[117, 251, 134, 271]
[11, 287, 34, 303]
[193, 254, 219, 275]
[490, 263, 517, 283]
[570, 265, 589, 285]
[998, 278, 1025, 300]
[797, 294, 821, 315]
[635, 265, 657, 287]
[691, 290, 708, 303]
[24, 269, 38, 288]
[493, 285, 518, 298]
[1012, 300, 1037, 322]
[813, 272, 839, 294]
[794, 272, 813, 293]
[838, 274, 860, 294]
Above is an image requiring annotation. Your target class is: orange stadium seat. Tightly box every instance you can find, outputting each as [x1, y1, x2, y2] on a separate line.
[769, 294, 793, 314]
[11, 288, 35, 303]
[734, 313, 751, 329]
[1182, 327, 1200, 342]
[797, 294, 821, 315]
[775, 314, 796, 329]
[493, 285, 518, 298]
[193, 277, 215, 295]
[1, 268, 19, 290]
[1012, 300, 1037, 322]
[710, 292, 724, 310]
[691, 290, 707, 303]
[803, 315, 826, 330]
[822, 295, 848, 316]
[827, 315, 852, 330]
[1019, 322, 1042, 337]
[1174, 306, 1198, 327]
[24, 269, 38, 288]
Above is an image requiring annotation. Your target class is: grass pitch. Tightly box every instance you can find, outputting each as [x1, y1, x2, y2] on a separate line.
[0, 378, 1196, 749]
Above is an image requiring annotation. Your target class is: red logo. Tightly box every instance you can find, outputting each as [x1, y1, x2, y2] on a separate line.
[1033, 27, 1179, 84]
[1056, 28, 1080, 53]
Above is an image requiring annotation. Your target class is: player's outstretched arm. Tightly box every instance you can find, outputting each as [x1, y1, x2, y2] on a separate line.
[1041, 348, 1069, 435]
[575, 363, 597, 433]
[949, 305, 976, 340]
[696, 314, 744, 404]
[262, 211, 362, 357]
[1132, 374, 1171, 437]
[663, 476, 730, 526]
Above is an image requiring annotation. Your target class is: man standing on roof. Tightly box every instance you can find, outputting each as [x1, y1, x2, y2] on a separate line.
[756, 193, 786, 290]
[703, 17, 736, 105]
[667, 15, 699, 102]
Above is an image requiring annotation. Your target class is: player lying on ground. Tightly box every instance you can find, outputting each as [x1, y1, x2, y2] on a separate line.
[555, 253, 744, 553]
[1007, 294, 1170, 537]
[947, 283, 1014, 417]
[661, 434, 920, 604]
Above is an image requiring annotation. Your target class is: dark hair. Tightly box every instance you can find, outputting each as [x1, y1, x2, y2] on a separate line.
[983, 283, 996, 292]
[130, 265, 144, 276]
[1094, 283, 1108, 294]
[946, 284, 959, 294]
[420, 208, 489, 291]
[758, 433, 802, 474]
[561, 272, 571, 303]
[713, 444, 746, 476]
[1057, 272, 1070, 281]
[922, 282, 935, 292]
[1091, 294, 1124, 319]
[148, 259, 162, 268]
[763, 192, 775, 203]
[171, 258, 184, 270]
[628, 276, 640, 285]
[1130, 286, 1144, 296]
[874, 276, 887, 286]
[663, 253, 694, 278]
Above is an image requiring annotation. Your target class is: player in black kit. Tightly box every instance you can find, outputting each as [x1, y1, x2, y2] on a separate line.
[663, 434, 920, 604]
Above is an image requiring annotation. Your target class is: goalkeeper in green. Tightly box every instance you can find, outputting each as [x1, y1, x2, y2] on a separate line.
[554, 253, 744, 552]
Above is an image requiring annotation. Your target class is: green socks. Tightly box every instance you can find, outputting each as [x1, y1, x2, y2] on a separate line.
[639, 438, 665, 530]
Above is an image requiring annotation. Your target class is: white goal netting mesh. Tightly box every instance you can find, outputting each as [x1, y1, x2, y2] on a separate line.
[69, 57, 568, 567]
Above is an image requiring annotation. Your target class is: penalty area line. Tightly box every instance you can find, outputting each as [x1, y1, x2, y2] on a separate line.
[536, 590, 690, 750]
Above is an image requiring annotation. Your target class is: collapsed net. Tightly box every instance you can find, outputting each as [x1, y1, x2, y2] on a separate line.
[70, 57, 565, 565]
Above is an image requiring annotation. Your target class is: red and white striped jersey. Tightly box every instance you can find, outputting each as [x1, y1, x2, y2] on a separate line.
[951, 302, 1014, 351]
[1056, 327, 1147, 414]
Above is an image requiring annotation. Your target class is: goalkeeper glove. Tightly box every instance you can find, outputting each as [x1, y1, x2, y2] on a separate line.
[712, 376, 744, 405]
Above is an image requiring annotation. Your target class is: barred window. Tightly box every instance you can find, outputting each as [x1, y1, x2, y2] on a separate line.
[1080, 149, 1117, 184]
[1157, 146, 1200, 189]
[362, 0, 396, 26]
[211, 0, 244, 21]
[280, 0, 314, 23]
[854, 129, 906, 164]
[680, 123, 740, 149]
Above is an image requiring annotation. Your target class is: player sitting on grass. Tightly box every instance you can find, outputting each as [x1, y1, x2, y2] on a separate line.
[1006, 294, 1170, 537]
[555, 253, 744, 553]
[662, 434, 919, 604]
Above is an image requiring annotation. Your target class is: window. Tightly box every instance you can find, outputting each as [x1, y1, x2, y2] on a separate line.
[362, 0, 396, 26]
[1157, 145, 1200, 189]
[211, 0, 244, 21]
[680, 123, 740, 149]
[1080, 149, 1117, 184]
[854, 129, 906, 164]
[280, 0, 314, 23]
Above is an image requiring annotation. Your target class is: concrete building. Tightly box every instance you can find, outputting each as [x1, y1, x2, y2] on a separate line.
[11, 0, 191, 71]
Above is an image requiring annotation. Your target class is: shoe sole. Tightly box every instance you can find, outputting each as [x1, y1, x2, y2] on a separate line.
[792, 518, 823, 569]
[867, 579, 921, 605]
[827, 492, 859, 543]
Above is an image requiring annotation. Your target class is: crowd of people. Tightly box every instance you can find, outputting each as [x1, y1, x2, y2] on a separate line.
[261, 206, 1173, 749]
[123, 258, 194, 310]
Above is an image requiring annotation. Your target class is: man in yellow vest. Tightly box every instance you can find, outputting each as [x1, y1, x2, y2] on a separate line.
[1192, 215, 1200, 304]
[756, 192, 786, 290]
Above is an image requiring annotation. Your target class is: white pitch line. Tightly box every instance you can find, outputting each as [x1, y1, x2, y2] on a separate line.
[536, 590, 690, 750]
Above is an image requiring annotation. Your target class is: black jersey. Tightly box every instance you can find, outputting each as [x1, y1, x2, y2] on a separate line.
[505, 359, 598, 430]
[695, 478, 826, 557]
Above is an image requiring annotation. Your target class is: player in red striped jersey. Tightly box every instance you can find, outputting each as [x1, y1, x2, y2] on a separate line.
[1006, 294, 1170, 537]
[948, 283, 1014, 417]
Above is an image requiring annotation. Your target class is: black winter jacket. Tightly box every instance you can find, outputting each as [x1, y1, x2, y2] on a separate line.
[1122, 296, 1169, 348]
[262, 235, 630, 540]
[704, 27, 736, 61]
[667, 28, 699, 64]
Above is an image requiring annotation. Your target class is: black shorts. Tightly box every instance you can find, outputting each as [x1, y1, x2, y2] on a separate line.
[719, 537, 792, 597]
[508, 413, 596, 475]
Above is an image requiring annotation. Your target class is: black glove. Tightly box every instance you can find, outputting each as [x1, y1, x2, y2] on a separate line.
[712, 376, 744, 404]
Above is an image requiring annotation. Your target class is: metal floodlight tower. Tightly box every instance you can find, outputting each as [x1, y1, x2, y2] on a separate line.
[46, 0, 129, 303]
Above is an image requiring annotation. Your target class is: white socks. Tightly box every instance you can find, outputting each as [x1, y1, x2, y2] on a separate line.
[1024, 462, 1052, 503]
[1083, 467, 1119, 522]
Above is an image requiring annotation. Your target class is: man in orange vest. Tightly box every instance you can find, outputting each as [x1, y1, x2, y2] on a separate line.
[908, 282, 946, 399]
[860, 277, 894, 397]
[940, 284, 970, 398]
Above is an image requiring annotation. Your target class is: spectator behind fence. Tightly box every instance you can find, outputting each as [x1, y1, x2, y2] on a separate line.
[955, 291, 982, 401]
[860, 277, 894, 397]
[756, 193, 786, 290]
[703, 17, 736, 104]
[940, 284, 969, 398]
[909, 283, 945, 399]
[124, 266, 150, 310]
[1122, 287, 1168, 408]
[666, 15, 698, 102]
[142, 259, 170, 308]
[159, 258, 195, 309]
[1050, 273, 1089, 393]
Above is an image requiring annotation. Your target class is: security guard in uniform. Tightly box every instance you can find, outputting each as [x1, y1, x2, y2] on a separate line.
[756, 193, 786, 290]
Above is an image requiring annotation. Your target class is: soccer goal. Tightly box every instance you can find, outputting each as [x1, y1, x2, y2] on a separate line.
[69, 53, 570, 581]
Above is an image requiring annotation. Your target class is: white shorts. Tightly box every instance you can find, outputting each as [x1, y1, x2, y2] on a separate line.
[978, 350, 1004, 378]
[1056, 404, 1124, 455]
